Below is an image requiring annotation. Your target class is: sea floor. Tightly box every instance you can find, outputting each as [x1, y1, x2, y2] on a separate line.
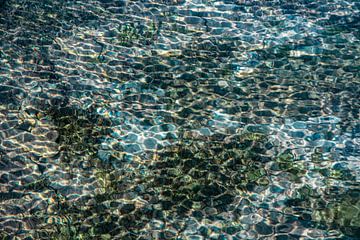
[0, 0, 359, 239]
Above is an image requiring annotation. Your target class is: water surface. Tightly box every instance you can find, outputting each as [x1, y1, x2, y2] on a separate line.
[0, 0, 359, 239]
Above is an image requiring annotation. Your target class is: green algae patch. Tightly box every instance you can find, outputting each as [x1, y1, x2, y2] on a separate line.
[117, 20, 161, 47]
[271, 151, 306, 182]
[45, 105, 112, 164]
[141, 131, 272, 219]
[312, 190, 360, 237]
[286, 185, 360, 238]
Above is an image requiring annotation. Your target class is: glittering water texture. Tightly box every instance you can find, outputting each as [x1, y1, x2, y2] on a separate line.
[0, 0, 359, 239]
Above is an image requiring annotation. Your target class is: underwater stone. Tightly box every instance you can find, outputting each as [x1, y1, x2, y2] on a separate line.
[200, 184, 224, 197]
[178, 73, 197, 81]
[160, 200, 173, 210]
[144, 64, 169, 72]
[240, 213, 262, 225]
[213, 86, 228, 96]
[276, 224, 293, 233]
[293, 122, 307, 129]
[185, 16, 203, 25]
[98, 150, 111, 162]
[270, 185, 285, 193]
[204, 207, 217, 215]
[159, 123, 176, 132]
[187, 235, 204, 240]
[214, 194, 234, 207]
[120, 204, 135, 214]
[198, 226, 210, 237]
[17, 121, 33, 132]
[124, 143, 142, 153]
[95, 222, 118, 234]
[289, 131, 305, 138]
[144, 138, 157, 150]
[225, 226, 241, 235]
[254, 110, 275, 117]
[255, 221, 273, 235]
[192, 210, 204, 220]
[154, 133, 166, 140]
[290, 92, 315, 100]
[123, 133, 138, 142]
[199, 128, 212, 136]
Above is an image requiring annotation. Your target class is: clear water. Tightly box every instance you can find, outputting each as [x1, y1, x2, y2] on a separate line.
[0, 0, 359, 239]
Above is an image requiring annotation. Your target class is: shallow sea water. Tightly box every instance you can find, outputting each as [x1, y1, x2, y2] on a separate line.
[0, 0, 359, 239]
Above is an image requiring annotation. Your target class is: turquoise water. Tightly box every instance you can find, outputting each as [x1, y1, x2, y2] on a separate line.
[0, 0, 359, 239]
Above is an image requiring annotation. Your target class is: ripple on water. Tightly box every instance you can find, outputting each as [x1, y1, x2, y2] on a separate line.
[0, 0, 359, 238]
